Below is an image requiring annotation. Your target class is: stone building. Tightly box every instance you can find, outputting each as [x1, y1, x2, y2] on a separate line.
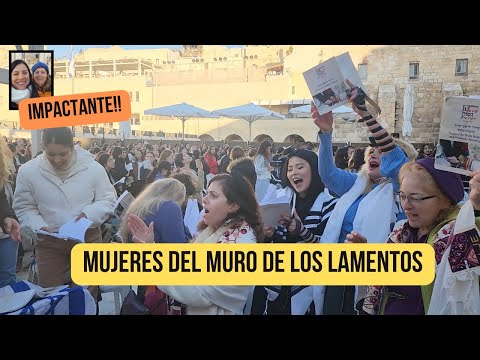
[1, 45, 479, 147]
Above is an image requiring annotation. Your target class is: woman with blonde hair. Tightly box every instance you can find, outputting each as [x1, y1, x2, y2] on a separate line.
[120, 178, 191, 244]
[121, 178, 191, 314]
[313, 81, 409, 314]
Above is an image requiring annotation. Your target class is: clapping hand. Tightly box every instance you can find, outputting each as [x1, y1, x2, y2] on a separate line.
[128, 214, 154, 243]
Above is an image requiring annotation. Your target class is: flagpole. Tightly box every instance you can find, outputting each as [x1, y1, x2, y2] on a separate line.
[29, 45, 44, 156]
[69, 45, 75, 136]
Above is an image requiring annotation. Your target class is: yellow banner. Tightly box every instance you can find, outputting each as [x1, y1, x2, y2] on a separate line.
[71, 243, 435, 286]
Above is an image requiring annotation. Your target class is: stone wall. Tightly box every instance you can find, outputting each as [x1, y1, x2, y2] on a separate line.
[364, 45, 480, 144]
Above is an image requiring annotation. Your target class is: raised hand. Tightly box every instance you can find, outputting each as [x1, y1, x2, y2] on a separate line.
[128, 214, 154, 243]
[311, 101, 333, 133]
[346, 79, 369, 117]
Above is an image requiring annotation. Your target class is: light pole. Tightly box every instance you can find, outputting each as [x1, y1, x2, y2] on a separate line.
[29, 45, 45, 156]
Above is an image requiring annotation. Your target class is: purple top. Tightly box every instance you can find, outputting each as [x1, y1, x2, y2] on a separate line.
[143, 201, 190, 243]
[384, 227, 426, 315]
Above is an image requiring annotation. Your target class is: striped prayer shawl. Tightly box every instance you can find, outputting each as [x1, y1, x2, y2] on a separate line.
[268, 188, 338, 243]
[259, 188, 338, 314]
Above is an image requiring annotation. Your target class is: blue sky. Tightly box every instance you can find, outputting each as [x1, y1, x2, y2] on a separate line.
[47, 45, 245, 60]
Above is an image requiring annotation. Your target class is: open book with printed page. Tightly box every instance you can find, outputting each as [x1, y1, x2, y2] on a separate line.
[303, 52, 366, 115]
[259, 186, 294, 229]
[36, 217, 94, 243]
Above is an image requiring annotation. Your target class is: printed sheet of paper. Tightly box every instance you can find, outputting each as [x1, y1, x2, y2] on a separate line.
[113, 177, 125, 186]
[303, 52, 366, 115]
[434, 96, 480, 176]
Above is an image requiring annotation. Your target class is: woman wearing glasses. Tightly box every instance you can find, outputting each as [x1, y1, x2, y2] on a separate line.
[359, 157, 474, 315]
[312, 81, 409, 314]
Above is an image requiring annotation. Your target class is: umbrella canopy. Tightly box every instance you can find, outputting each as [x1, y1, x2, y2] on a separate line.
[144, 102, 218, 140]
[289, 104, 357, 121]
[402, 83, 414, 139]
[211, 103, 286, 141]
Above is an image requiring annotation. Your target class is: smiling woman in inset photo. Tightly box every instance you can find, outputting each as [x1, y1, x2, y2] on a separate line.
[9, 59, 39, 110]
[31, 61, 52, 97]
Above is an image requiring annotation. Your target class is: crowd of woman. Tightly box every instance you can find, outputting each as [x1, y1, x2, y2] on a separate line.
[2, 82, 480, 316]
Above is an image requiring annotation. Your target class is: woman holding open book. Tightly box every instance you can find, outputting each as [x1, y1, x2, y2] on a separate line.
[12, 127, 116, 305]
[250, 149, 338, 315]
[312, 81, 409, 314]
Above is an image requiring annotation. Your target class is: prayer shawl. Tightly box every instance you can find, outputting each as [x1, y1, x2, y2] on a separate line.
[319, 173, 399, 312]
[263, 189, 338, 315]
[0, 281, 96, 315]
[428, 200, 480, 314]
[321, 173, 398, 245]
[158, 218, 256, 315]
[362, 204, 480, 315]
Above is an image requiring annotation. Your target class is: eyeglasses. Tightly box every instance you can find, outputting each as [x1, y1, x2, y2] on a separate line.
[107, 158, 115, 162]
[395, 192, 436, 205]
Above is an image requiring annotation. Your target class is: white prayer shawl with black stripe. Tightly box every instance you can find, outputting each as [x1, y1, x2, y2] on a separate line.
[319, 173, 399, 311]
[0, 281, 96, 315]
[264, 188, 338, 315]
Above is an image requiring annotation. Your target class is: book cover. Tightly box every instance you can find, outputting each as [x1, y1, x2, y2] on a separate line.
[434, 96, 480, 176]
[303, 52, 366, 115]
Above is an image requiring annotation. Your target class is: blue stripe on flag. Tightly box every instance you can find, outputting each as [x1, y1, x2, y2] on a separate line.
[68, 287, 86, 315]
[19, 305, 34, 315]
[11, 281, 31, 293]
[45, 295, 64, 315]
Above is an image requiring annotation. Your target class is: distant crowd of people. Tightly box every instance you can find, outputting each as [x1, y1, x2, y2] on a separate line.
[1, 85, 480, 316]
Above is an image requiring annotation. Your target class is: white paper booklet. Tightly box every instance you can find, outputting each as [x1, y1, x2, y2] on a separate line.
[434, 96, 480, 176]
[113, 177, 126, 186]
[36, 217, 93, 243]
[113, 190, 136, 219]
[259, 186, 294, 229]
[303, 52, 366, 115]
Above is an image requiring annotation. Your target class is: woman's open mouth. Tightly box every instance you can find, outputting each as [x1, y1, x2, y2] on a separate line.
[292, 177, 303, 185]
